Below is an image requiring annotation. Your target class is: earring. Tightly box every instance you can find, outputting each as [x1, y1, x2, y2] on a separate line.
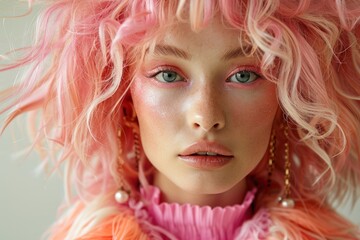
[115, 129, 130, 204]
[115, 188, 130, 203]
[122, 104, 140, 169]
[278, 125, 295, 208]
[133, 127, 141, 165]
[114, 102, 140, 204]
[267, 130, 276, 188]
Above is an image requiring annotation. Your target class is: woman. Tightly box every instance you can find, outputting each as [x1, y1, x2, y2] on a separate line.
[1, 0, 360, 239]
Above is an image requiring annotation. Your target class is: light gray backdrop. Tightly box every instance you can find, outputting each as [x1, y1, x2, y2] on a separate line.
[0, 2, 359, 240]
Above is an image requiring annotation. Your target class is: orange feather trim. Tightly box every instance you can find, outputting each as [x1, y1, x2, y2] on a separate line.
[76, 212, 149, 240]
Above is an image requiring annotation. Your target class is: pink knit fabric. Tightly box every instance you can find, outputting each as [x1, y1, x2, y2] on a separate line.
[138, 186, 271, 240]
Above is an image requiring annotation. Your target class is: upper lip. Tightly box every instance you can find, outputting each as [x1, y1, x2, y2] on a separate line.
[179, 141, 233, 157]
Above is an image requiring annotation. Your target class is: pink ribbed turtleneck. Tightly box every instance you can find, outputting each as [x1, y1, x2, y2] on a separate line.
[136, 186, 271, 240]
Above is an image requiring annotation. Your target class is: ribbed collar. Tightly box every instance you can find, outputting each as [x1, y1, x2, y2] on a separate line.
[141, 186, 257, 240]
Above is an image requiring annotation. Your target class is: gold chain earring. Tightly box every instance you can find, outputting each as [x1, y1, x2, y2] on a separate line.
[267, 130, 276, 188]
[115, 128, 130, 203]
[267, 125, 295, 208]
[114, 103, 139, 204]
[278, 125, 295, 208]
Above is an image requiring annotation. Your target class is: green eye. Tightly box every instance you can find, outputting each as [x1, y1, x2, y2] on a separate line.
[155, 71, 183, 82]
[228, 70, 259, 83]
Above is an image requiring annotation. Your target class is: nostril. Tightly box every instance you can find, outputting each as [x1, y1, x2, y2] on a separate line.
[190, 113, 225, 131]
[192, 122, 222, 131]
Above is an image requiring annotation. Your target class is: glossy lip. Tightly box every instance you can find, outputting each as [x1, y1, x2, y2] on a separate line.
[178, 141, 234, 169]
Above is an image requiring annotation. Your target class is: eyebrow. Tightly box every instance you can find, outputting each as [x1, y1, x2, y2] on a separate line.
[221, 46, 253, 61]
[153, 44, 191, 60]
[150, 44, 253, 61]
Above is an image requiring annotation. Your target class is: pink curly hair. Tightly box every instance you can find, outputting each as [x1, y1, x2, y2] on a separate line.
[1, 0, 360, 239]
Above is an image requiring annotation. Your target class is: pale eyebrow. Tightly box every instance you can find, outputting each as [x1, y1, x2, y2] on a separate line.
[221, 46, 253, 61]
[149, 44, 253, 61]
[152, 44, 191, 60]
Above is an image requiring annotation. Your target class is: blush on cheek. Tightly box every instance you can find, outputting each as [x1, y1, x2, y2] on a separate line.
[246, 90, 278, 125]
[131, 76, 177, 121]
[230, 97, 278, 142]
[232, 105, 275, 127]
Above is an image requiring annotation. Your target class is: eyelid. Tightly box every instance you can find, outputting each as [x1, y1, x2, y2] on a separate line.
[145, 65, 186, 81]
[226, 66, 263, 82]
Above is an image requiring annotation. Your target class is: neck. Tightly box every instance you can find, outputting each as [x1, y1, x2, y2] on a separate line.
[153, 173, 248, 208]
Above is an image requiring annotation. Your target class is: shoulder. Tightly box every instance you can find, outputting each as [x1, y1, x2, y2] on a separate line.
[266, 202, 360, 240]
[49, 200, 149, 240]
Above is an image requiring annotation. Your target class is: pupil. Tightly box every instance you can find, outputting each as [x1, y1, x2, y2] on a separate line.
[163, 72, 176, 82]
[237, 71, 250, 82]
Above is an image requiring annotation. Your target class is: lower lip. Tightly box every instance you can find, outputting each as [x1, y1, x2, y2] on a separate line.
[178, 155, 233, 169]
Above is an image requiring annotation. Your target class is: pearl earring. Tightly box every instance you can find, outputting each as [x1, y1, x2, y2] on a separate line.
[278, 125, 295, 208]
[114, 129, 130, 204]
[267, 125, 295, 208]
[114, 102, 141, 204]
[115, 188, 130, 203]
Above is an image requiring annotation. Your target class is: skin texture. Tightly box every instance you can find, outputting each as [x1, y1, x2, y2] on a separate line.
[131, 18, 279, 207]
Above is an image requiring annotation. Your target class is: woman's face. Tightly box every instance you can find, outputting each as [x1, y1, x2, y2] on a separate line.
[131, 19, 278, 202]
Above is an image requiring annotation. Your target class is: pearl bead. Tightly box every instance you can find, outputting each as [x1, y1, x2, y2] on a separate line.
[280, 198, 295, 208]
[115, 190, 129, 203]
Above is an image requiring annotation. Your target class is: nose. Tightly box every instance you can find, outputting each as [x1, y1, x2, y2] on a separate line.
[186, 83, 226, 132]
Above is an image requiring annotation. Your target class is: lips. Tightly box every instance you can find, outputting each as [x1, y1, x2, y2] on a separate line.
[179, 141, 233, 156]
[179, 141, 234, 169]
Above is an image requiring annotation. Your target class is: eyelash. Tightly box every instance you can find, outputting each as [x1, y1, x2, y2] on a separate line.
[146, 66, 262, 84]
[226, 67, 262, 84]
[146, 66, 186, 83]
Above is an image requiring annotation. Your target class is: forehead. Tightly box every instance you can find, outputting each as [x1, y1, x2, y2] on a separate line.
[129, 15, 258, 71]
[146, 18, 252, 56]
[165, 18, 239, 41]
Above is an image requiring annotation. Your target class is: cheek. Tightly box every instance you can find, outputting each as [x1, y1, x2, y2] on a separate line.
[131, 77, 176, 123]
[130, 77, 182, 154]
[232, 87, 278, 129]
[229, 84, 278, 158]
